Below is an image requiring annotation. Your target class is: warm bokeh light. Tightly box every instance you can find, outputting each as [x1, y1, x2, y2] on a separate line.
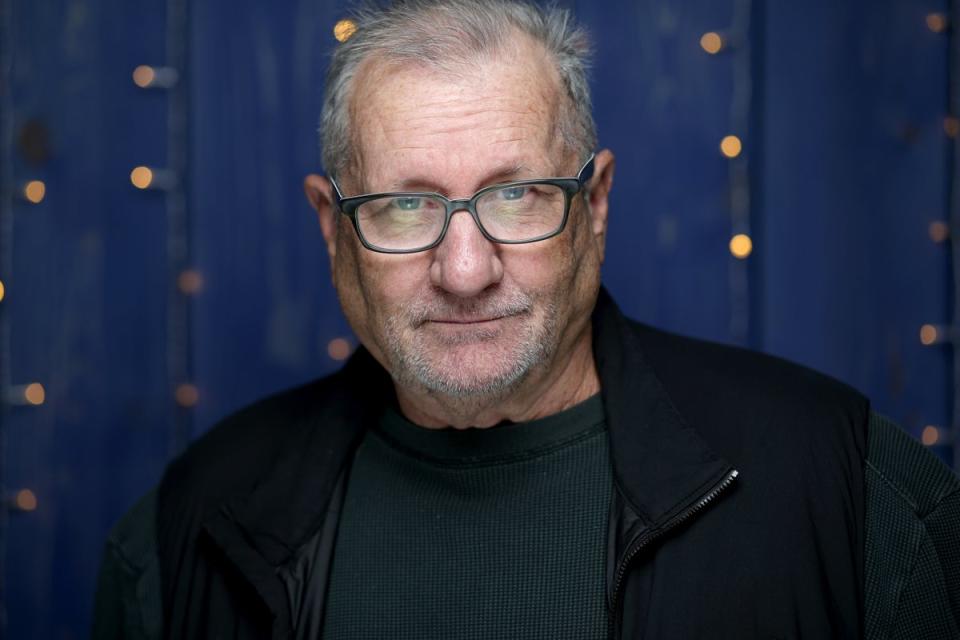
[700, 32, 724, 55]
[24, 180, 46, 204]
[0, 280, 5, 303]
[927, 13, 948, 33]
[177, 270, 204, 295]
[929, 221, 950, 243]
[14, 489, 38, 512]
[945, 116, 960, 138]
[920, 324, 939, 346]
[328, 337, 352, 361]
[729, 234, 753, 259]
[175, 383, 199, 408]
[130, 166, 154, 189]
[334, 19, 357, 42]
[720, 135, 743, 158]
[921, 425, 940, 446]
[132, 65, 156, 88]
[24, 383, 45, 406]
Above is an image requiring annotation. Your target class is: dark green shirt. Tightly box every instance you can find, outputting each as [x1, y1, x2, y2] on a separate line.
[320, 394, 612, 639]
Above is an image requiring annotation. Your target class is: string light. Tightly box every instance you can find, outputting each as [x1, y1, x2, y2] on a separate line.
[5, 383, 46, 405]
[930, 221, 950, 243]
[700, 32, 725, 55]
[327, 337, 352, 361]
[922, 425, 941, 446]
[920, 324, 940, 346]
[175, 383, 199, 408]
[927, 13, 949, 33]
[159, 0, 192, 455]
[719, 0, 754, 346]
[13, 489, 37, 512]
[945, 116, 960, 138]
[177, 270, 204, 295]
[132, 65, 156, 87]
[720, 135, 743, 158]
[24, 383, 45, 406]
[729, 234, 753, 259]
[23, 180, 46, 204]
[130, 166, 175, 190]
[333, 19, 357, 42]
[130, 166, 154, 189]
[132, 65, 179, 89]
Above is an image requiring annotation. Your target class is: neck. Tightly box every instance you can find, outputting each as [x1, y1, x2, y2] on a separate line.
[394, 327, 600, 429]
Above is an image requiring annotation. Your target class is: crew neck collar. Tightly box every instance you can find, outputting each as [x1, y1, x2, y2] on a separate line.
[376, 393, 605, 465]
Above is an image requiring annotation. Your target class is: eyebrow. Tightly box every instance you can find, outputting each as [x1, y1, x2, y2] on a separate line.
[384, 162, 536, 195]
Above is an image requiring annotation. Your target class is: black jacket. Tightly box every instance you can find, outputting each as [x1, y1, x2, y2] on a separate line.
[93, 290, 960, 638]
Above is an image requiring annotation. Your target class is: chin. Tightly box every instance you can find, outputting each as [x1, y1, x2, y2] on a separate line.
[392, 338, 550, 400]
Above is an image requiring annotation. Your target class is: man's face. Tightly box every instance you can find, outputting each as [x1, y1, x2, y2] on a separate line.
[309, 41, 613, 411]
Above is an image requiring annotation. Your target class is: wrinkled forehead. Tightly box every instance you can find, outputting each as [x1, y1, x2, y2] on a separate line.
[343, 38, 569, 190]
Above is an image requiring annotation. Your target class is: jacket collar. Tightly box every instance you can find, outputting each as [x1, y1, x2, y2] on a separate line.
[593, 287, 734, 528]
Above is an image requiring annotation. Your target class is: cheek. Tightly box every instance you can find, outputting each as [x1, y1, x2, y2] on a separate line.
[518, 211, 601, 316]
[332, 231, 431, 342]
[331, 230, 371, 338]
[498, 239, 580, 322]
[508, 221, 584, 291]
[569, 214, 603, 305]
[362, 253, 432, 307]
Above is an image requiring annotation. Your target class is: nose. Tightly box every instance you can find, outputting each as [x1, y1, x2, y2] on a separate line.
[429, 209, 504, 297]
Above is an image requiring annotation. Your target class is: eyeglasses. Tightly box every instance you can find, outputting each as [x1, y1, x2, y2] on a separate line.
[330, 154, 596, 254]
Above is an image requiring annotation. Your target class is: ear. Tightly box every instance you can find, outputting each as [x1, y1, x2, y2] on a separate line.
[304, 174, 339, 273]
[585, 149, 615, 263]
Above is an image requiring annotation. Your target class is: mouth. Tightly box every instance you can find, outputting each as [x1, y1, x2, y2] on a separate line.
[421, 315, 515, 345]
[425, 307, 529, 326]
[408, 293, 533, 332]
[429, 317, 507, 325]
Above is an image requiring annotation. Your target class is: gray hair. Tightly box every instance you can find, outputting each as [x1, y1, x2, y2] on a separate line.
[319, 0, 597, 180]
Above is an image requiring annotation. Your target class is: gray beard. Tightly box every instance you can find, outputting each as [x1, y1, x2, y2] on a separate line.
[382, 290, 559, 403]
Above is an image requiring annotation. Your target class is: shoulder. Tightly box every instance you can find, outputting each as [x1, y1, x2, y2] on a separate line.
[158, 348, 390, 525]
[866, 412, 960, 518]
[594, 290, 869, 441]
[161, 376, 337, 508]
[592, 289, 869, 469]
[631, 319, 868, 425]
[864, 413, 960, 637]
[619, 318, 869, 475]
[104, 487, 159, 573]
[92, 488, 162, 640]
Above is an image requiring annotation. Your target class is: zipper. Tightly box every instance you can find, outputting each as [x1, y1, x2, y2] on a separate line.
[607, 468, 739, 639]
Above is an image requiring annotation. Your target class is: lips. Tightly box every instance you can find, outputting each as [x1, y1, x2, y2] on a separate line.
[408, 296, 532, 329]
[429, 317, 505, 324]
[426, 308, 529, 325]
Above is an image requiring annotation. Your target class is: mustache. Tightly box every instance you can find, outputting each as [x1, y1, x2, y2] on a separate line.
[402, 289, 534, 326]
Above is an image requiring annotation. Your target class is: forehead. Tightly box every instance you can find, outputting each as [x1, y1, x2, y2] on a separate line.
[348, 41, 566, 192]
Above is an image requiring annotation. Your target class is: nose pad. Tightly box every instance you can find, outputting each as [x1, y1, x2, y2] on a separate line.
[429, 209, 504, 297]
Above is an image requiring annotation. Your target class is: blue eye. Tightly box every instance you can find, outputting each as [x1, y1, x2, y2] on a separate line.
[500, 186, 527, 201]
[392, 197, 423, 211]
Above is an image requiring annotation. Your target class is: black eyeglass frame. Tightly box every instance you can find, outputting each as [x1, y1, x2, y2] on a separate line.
[329, 154, 596, 254]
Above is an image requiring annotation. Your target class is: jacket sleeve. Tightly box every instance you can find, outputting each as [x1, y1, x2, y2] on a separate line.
[864, 412, 960, 640]
[91, 488, 163, 640]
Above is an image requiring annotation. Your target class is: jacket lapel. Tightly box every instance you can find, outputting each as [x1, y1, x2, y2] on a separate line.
[592, 289, 738, 605]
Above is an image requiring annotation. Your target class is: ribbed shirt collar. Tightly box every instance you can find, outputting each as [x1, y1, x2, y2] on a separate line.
[376, 393, 605, 465]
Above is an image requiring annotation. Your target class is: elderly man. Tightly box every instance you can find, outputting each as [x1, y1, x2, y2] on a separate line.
[94, 1, 960, 639]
